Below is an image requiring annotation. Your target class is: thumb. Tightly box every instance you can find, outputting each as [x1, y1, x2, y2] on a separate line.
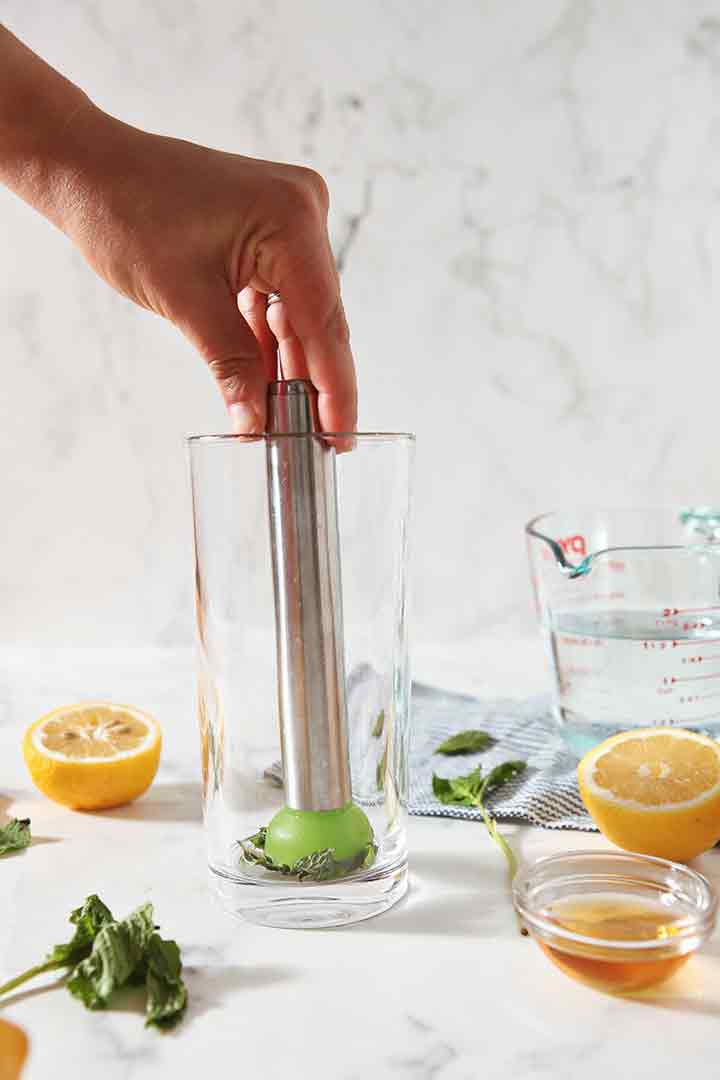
[170, 276, 270, 433]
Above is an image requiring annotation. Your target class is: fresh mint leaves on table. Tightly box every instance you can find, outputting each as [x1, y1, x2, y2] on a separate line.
[240, 826, 377, 882]
[0, 895, 187, 1030]
[0, 894, 112, 998]
[0, 818, 31, 857]
[435, 730, 491, 755]
[433, 761, 527, 878]
[144, 935, 188, 1029]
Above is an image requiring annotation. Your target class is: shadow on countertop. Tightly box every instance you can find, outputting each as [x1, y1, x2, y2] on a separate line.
[346, 849, 518, 940]
[92, 782, 203, 824]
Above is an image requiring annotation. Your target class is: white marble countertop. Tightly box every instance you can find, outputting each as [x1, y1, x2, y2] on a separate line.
[2, 641, 720, 1080]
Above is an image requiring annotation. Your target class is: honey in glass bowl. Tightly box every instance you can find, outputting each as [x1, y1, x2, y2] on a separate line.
[513, 852, 717, 994]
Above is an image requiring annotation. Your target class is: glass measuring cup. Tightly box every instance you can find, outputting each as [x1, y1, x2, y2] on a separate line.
[526, 508, 720, 756]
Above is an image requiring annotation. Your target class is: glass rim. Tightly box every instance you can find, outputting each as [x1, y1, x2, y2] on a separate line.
[527, 504, 719, 528]
[526, 506, 720, 573]
[186, 431, 415, 444]
[512, 850, 717, 955]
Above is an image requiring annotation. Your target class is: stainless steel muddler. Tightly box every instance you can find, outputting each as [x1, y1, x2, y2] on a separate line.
[265, 379, 352, 812]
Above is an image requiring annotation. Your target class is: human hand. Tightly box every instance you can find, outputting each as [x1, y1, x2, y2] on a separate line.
[59, 107, 356, 434]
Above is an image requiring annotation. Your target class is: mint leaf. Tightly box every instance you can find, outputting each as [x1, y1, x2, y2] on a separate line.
[435, 730, 491, 755]
[0, 818, 31, 857]
[371, 710, 385, 738]
[46, 895, 114, 968]
[480, 760, 526, 798]
[433, 766, 485, 805]
[238, 830, 290, 873]
[246, 826, 267, 849]
[67, 903, 155, 1010]
[145, 934, 188, 1030]
[432, 774, 455, 802]
[239, 828, 377, 881]
[376, 741, 388, 791]
[292, 842, 377, 882]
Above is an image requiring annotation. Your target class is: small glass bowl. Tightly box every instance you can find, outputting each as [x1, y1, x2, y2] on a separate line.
[513, 851, 717, 992]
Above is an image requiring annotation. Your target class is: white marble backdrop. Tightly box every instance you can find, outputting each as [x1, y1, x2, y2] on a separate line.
[1, 0, 720, 649]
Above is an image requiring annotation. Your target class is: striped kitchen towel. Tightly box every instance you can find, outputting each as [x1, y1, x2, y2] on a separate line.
[409, 682, 594, 832]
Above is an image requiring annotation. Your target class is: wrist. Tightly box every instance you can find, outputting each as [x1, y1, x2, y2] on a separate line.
[0, 26, 100, 228]
[3, 96, 125, 234]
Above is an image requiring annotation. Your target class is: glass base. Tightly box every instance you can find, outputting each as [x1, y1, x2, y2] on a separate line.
[209, 859, 408, 929]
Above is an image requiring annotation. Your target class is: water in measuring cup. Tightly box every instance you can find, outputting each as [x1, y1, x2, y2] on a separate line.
[546, 608, 720, 757]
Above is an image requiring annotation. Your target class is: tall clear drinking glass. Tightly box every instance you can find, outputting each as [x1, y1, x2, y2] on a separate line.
[188, 432, 414, 928]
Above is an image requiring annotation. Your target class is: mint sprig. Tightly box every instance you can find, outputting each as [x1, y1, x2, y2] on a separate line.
[433, 761, 526, 877]
[0, 895, 112, 997]
[0, 895, 187, 1030]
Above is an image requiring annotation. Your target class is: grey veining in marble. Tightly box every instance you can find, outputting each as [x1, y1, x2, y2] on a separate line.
[1, 0, 720, 655]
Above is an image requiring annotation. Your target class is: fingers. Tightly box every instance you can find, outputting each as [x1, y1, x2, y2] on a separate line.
[171, 276, 268, 433]
[237, 286, 279, 382]
[265, 296, 309, 381]
[272, 229, 357, 433]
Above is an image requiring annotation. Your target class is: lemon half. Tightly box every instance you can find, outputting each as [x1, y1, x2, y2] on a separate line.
[578, 727, 720, 862]
[23, 703, 161, 810]
[0, 1018, 28, 1080]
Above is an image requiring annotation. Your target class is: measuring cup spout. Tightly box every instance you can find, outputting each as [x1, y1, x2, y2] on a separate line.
[526, 517, 593, 579]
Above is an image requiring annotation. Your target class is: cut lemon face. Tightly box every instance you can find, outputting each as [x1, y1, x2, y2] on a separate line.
[578, 728, 720, 862]
[23, 703, 161, 811]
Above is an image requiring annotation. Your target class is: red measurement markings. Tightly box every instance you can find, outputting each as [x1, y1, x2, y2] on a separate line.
[680, 692, 720, 704]
[643, 639, 715, 650]
[657, 620, 710, 630]
[664, 673, 720, 685]
[663, 606, 720, 616]
[562, 591, 628, 606]
[680, 654, 720, 665]
[560, 636, 605, 648]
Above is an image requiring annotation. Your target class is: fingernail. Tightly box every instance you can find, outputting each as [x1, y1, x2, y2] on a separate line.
[230, 402, 260, 435]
